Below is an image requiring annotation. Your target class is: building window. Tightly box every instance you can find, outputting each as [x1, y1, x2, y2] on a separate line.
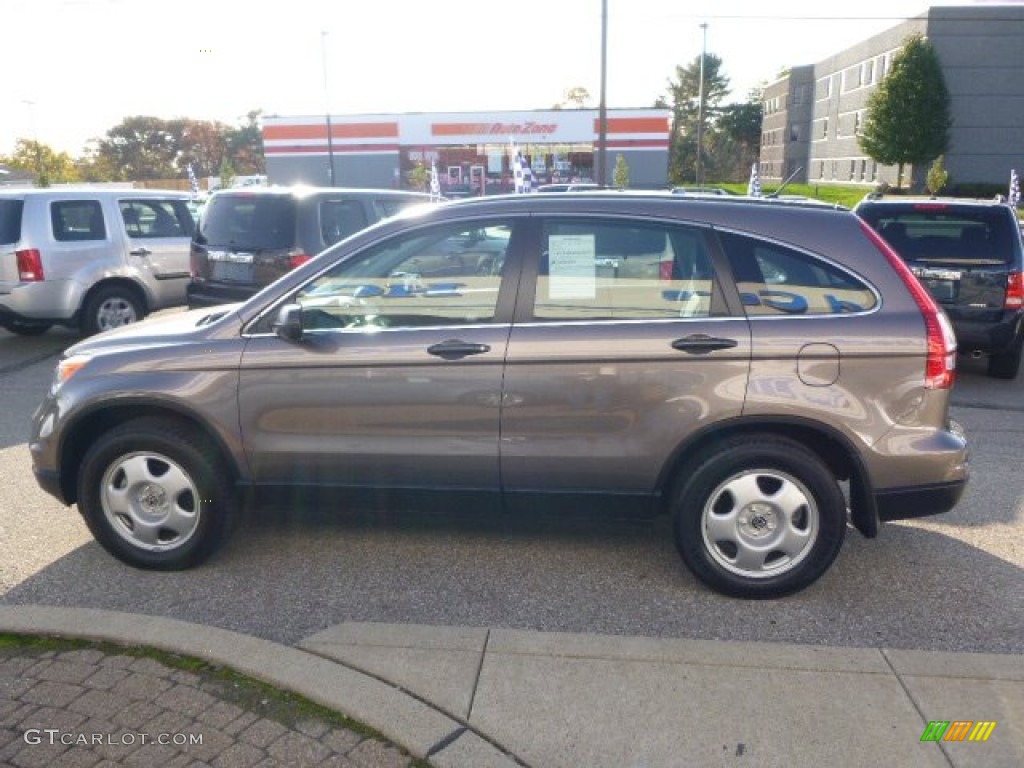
[822, 117, 829, 139]
[854, 112, 861, 135]
[863, 60, 874, 85]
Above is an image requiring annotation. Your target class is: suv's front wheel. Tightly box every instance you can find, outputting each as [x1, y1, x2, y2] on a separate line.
[671, 436, 846, 598]
[77, 418, 235, 569]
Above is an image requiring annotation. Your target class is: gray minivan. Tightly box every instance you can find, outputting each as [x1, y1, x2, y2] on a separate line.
[187, 186, 433, 308]
[0, 188, 195, 335]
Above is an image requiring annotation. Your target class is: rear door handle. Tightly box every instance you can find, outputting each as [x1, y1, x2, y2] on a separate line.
[427, 339, 492, 359]
[671, 334, 739, 354]
[129, 247, 151, 256]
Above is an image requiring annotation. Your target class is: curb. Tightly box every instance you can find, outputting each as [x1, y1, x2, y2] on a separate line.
[0, 605, 524, 768]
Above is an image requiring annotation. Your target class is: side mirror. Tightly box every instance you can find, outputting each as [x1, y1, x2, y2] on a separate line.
[272, 303, 304, 342]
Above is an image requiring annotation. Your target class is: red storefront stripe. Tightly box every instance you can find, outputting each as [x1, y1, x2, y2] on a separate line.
[263, 123, 399, 141]
[265, 143, 401, 154]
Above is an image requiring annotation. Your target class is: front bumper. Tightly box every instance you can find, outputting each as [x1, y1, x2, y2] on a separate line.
[875, 479, 967, 521]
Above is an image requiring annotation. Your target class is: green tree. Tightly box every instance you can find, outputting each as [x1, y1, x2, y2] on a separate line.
[714, 93, 763, 181]
[858, 34, 951, 189]
[225, 110, 266, 176]
[553, 86, 591, 109]
[0, 139, 80, 186]
[926, 155, 949, 195]
[95, 116, 181, 180]
[218, 156, 236, 190]
[407, 161, 429, 192]
[613, 154, 630, 189]
[664, 54, 730, 184]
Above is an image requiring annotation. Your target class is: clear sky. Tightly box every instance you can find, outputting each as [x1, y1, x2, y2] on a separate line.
[0, 0, 1005, 157]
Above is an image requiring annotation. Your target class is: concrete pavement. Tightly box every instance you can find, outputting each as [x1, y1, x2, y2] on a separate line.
[1, 605, 1021, 767]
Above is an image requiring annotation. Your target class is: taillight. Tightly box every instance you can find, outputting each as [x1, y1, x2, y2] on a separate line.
[16, 249, 44, 281]
[860, 221, 956, 389]
[659, 260, 673, 281]
[288, 251, 312, 270]
[1005, 271, 1023, 309]
[189, 247, 201, 280]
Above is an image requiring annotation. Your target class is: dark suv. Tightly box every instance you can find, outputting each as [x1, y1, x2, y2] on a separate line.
[31, 193, 968, 598]
[187, 186, 432, 308]
[855, 196, 1024, 378]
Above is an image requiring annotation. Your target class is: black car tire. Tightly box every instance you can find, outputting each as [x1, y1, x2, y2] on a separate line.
[77, 418, 236, 570]
[82, 285, 143, 336]
[2, 320, 52, 336]
[987, 338, 1023, 380]
[671, 436, 846, 599]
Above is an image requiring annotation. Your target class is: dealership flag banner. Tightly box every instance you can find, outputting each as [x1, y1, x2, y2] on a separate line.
[430, 160, 441, 201]
[187, 164, 200, 197]
[514, 152, 535, 194]
[747, 162, 762, 197]
[1010, 169, 1020, 209]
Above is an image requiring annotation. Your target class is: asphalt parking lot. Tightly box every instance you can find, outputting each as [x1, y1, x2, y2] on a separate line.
[0, 322, 1021, 654]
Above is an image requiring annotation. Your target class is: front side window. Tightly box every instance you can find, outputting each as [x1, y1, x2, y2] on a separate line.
[120, 199, 193, 238]
[718, 231, 877, 316]
[291, 220, 512, 331]
[532, 219, 718, 321]
[51, 200, 106, 242]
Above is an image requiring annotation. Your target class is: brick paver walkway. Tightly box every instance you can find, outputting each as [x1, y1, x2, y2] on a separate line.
[0, 642, 422, 768]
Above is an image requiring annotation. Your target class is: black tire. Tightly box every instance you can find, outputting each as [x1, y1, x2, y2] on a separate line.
[82, 285, 144, 336]
[77, 418, 236, 569]
[987, 338, 1022, 380]
[2, 320, 52, 336]
[671, 436, 846, 599]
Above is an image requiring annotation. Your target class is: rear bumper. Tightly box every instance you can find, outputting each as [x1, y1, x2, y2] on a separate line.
[875, 479, 967, 521]
[186, 281, 258, 309]
[951, 309, 1024, 355]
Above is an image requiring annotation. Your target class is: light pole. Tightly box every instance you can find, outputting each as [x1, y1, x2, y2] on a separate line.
[596, 0, 608, 187]
[695, 22, 708, 185]
[321, 30, 336, 187]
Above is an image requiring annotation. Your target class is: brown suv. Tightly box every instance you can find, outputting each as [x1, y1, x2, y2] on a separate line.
[30, 193, 969, 598]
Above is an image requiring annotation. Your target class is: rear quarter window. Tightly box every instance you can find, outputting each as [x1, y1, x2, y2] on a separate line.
[0, 199, 23, 243]
[718, 231, 877, 316]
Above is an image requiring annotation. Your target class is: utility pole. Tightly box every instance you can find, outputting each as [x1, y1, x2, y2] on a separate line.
[596, 0, 608, 186]
[695, 22, 708, 185]
[321, 31, 336, 187]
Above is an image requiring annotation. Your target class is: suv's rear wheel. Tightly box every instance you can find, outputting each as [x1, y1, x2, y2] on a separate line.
[671, 436, 846, 598]
[987, 337, 1022, 379]
[82, 285, 143, 335]
[77, 418, 235, 569]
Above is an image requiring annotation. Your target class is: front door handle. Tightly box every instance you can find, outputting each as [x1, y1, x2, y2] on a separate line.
[671, 334, 738, 354]
[130, 247, 151, 257]
[427, 339, 492, 360]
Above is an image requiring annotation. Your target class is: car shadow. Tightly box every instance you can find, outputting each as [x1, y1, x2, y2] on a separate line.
[3, 501, 1021, 654]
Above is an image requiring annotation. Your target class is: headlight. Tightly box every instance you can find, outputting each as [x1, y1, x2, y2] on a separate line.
[52, 355, 92, 392]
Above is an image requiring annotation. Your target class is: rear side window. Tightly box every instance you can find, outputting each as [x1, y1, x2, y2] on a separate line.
[120, 199, 194, 238]
[374, 197, 424, 219]
[0, 199, 23, 243]
[320, 199, 368, 246]
[860, 205, 1016, 265]
[718, 231, 877, 316]
[198, 195, 296, 250]
[51, 200, 106, 242]
[533, 219, 719, 321]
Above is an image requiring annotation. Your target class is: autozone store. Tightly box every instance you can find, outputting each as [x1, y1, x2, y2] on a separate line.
[262, 108, 670, 192]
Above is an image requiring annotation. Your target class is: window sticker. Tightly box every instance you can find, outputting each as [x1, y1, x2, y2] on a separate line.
[548, 234, 596, 299]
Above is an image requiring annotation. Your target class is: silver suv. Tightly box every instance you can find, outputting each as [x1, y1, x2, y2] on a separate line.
[29, 193, 969, 598]
[0, 188, 194, 335]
